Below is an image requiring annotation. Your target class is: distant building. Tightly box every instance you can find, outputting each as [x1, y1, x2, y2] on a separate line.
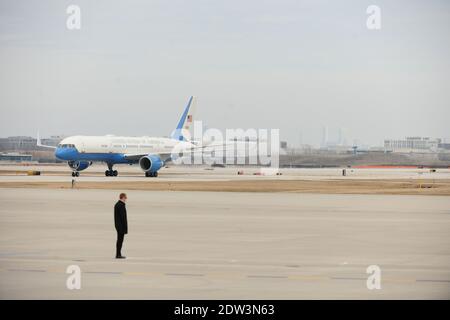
[438, 143, 450, 151]
[0, 135, 63, 152]
[0, 136, 36, 151]
[0, 135, 63, 162]
[0, 152, 33, 162]
[41, 135, 62, 147]
[384, 137, 441, 152]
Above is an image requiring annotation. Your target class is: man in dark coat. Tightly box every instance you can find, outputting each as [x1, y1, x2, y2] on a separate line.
[114, 193, 128, 259]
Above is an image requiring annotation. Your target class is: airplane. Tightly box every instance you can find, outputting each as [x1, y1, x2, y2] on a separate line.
[37, 96, 201, 178]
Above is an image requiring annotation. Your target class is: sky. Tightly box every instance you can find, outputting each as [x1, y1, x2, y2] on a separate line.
[0, 0, 449, 147]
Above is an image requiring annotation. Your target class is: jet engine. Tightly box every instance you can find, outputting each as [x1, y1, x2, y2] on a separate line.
[139, 155, 163, 173]
[68, 160, 92, 171]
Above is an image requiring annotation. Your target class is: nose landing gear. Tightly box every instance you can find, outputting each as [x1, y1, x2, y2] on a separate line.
[71, 171, 80, 177]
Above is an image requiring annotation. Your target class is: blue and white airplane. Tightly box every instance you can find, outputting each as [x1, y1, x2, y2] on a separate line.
[38, 96, 199, 177]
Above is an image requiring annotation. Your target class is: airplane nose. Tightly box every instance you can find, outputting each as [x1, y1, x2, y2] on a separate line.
[55, 147, 66, 160]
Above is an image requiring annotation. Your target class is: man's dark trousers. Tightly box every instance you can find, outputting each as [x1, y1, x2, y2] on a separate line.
[116, 232, 125, 257]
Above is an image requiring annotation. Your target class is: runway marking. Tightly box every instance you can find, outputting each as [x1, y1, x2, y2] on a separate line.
[84, 271, 122, 275]
[247, 275, 288, 279]
[1, 268, 449, 285]
[330, 277, 367, 281]
[381, 277, 416, 284]
[7, 268, 46, 273]
[123, 272, 160, 276]
[207, 272, 245, 279]
[289, 275, 327, 281]
[165, 273, 205, 277]
[416, 279, 450, 283]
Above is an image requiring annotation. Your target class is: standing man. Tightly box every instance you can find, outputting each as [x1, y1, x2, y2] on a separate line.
[114, 193, 128, 259]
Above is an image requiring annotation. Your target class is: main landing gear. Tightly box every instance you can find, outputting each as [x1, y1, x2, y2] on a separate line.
[145, 171, 158, 177]
[105, 170, 118, 176]
[71, 171, 80, 177]
[105, 163, 118, 177]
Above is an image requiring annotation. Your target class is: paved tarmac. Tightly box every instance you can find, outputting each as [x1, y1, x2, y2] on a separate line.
[0, 188, 449, 299]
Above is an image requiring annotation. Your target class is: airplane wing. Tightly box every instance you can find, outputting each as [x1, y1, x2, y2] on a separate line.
[36, 131, 57, 149]
[123, 153, 173, 162]
[123, 142, 231, 163]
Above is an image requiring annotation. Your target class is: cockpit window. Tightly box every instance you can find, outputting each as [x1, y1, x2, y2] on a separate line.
[58, 144, 75, 148]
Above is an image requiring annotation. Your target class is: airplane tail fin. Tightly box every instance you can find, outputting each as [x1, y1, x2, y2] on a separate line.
[170, 96, 197, 141]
